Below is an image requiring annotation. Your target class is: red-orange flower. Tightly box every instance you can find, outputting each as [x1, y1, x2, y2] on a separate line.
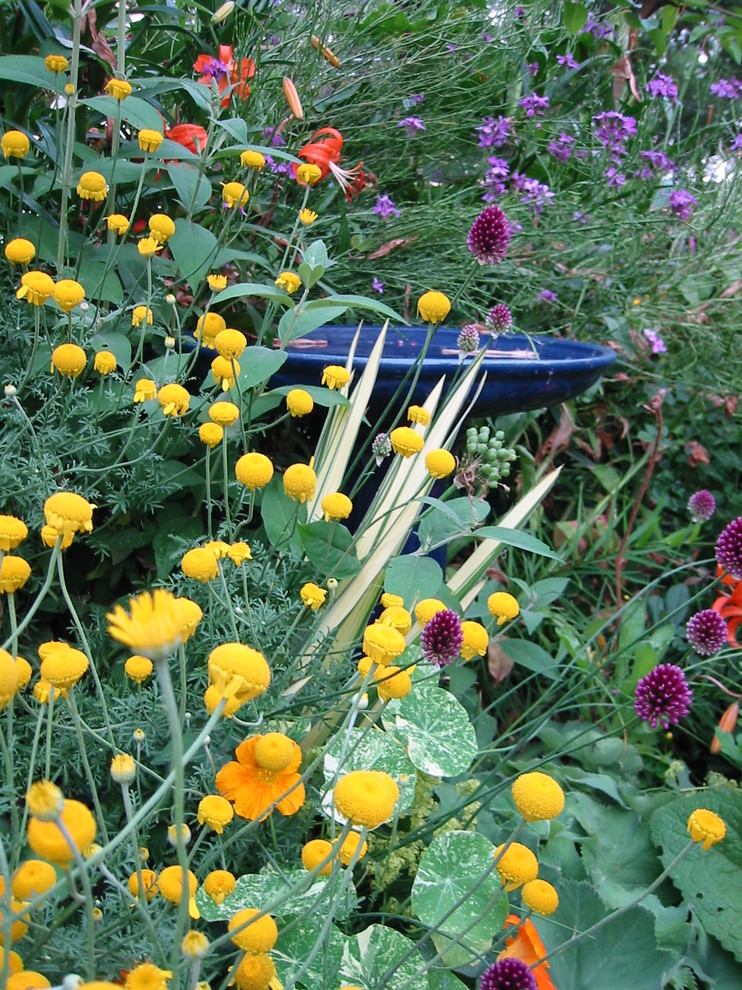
[215, 733, 305, 822]
[194, 44, 255, 107]
[498, 914, 556, 990]
[711, 571, 742, 648]
[165, 123, 209, 155]
[293, 126, 365, 200]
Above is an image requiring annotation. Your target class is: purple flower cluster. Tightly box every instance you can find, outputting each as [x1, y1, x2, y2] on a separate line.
[635, 149, 677, 180]
[373, 194, 400, 220]
[519, 93, 550, 117]
[477, 115, 510, 148]
[512, 173, 554, 214]
[604, 166, 626, 188]
[547, 133, 575, 163]
[264, 155, 290, 176]
[467, 205, 511, 265]
[582, 13, 614, 39]
[480, 958, 537, 990]
[733, 134, 742, 151]
[482, 157, 510, 202]
[668, 189, 697, 220]
[404, 92, 425, 107]
[398, 116, 425, 137]
[686, 610, 728, 656]
[261, 127, 286, 147]
[420, 609, 463, 666]
[710, 78, 742, 100]
[593, 111, 637, 159]
[635, 664, 692, 729]
[372, 277, 384, 295]
[527, 61, 540, 77]
[688, 489, 716, 522]
[647, 74, 678, 100]
[538, 289, 557, 304]
[557, 52, 579, 70]
[643, 328, 667, 354]
[716, 517, 742, 580]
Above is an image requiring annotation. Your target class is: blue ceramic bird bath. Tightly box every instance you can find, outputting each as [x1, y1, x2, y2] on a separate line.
[272, 325, 616, 414]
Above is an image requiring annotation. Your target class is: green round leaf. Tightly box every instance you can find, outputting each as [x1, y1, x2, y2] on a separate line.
[383, 686, 477, 777]
[275, 918, 347, 989]
[339, 924, 429, 990]
[412, 830, 507, 966]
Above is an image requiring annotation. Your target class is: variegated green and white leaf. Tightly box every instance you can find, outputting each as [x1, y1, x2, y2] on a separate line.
[196, 866, 357, 922]
[339, 923, 430, 990]
[382, 686, 477, 777]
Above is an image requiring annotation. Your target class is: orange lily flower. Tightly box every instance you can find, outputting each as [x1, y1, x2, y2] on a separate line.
[294, 126, 365, 200]
[711, 572, 742, 648]
[194, 44, 255, 107]
[165, 123, 209, 155]
[498, 914, 556, 990]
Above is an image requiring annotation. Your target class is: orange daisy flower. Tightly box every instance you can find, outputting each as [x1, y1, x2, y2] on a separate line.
[215, 733, 305, 822]
[497, 914, 556, 990]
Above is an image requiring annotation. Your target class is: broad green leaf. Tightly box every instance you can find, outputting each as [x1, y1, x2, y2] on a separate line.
[304, 293, 404, 322]
[169, 219, 218, 287]
[536, 880, 672, 990]
[277, 305, 348, 346]
[196, 866, 357, 922]
[82, 95, 163, 132]
[417, 496, 490, 553]
[297, 521, 361, 580]
[384, 555, 443, 606]
[498, 639, 559, 679]
[236, 346, 288, 390]
[428, 972, 469, 990]
[298, 260, 325, 288]
[324, 727, 417, 812]
[383, 686, 477, 777]
[474, 526, 560, 560]
[213, 282, 294, 306]
[650, 789, 742, 961]
[215, 117, 248, 143]
[412, 831, 507, 967]
[339, 924, 429, 990]
[275, 919, 346, 989]
[303, 239, 329, 269]
[0, 55, 59, 90]
[563, 1, 589, 34]
[165, 162, 212, 212]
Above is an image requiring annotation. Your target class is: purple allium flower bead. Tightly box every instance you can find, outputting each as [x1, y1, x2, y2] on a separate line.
[457, 324, 480, 353]
[716, 517, 742, 579]
[420, 609, 463, 666]
[480, 958, 537, 990]
[467, 205, 511, 265]
[634, 664, 692, 729]
[687, 610, 728, 656]
[373, 194, 400, 219]
[372, 433, 392, 461]
[688, 490, 716, 522]
[647, 74, 678, 100]
[486, 304, 512, 332]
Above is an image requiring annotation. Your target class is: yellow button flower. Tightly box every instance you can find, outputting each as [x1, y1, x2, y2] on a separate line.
[125, 654, 153, 684]
[25, 780, 63, 820]
[234, 953, 276, 990]
[335, 829, 368, 866]
[321, 365, 350, 390]
[512, 772, 565, 821]
[227, 542, 252, 565]
[390, 426, 424, 458]
[4, 238, 35, 265]
[209, 400, 240, 426]
[363, 623, 406, 666]
[286, 388, 314, 417]
[11, 859, 57, 899]
[417, 290, 451, 324]
[39, 641, 89, 691]
[334, 770, 399, 828]
[494, 842, 539, 892]
[194, 312, 227, 348]
[301, 838, 333, 875]
[138, 129, 163, 152]
[0, 650, 19, 709]
[283, 463, 317, 503]
[296, 162, 322, 185]
[228, 907, 278, 953]
[16, 270, 55, 306]
[687, 808, 726, 850]
[181, 547, 219, 582]
[124, 962, 172, 990]
[93, 351, 117, 375]
[137, 235, 163, 257]
[131, 305, 153, 327]
[181, 931, 209, 959]
[105, 78, 132, 100]
[127, 868, 158, 901]
[45, 54, 69, 73]
[381, 592, 404, 609]
[53, 278, 85, 312]
[1, 130, 30, 159]
[157, 865, 199, 919]
[275, 270, 301, 294]
[235, 452, 274, 491]
[460, 620, 489, 661]
[211, 354, 240, 391]
[0, 516, 28, 552]
[215, 328, 247, 359]
[522, 878, 559, 916]
[379, 605, 412, 635]
[157, 383, 190, 417]
[208, 642, 271, 706]
[408, 404, 430, 426]
[110, 753, 136, 785]
[241, 149, 266, 170]
[15, 656, 32, 689]
[44, 492, 94, 541]
[321, 492, 352, 522]
[106, 213, 130, 235]
[208, 273, 228, 291]
[487, 591, 519, 626]
[222, 181, 249, 209]
[148, 213, 175, 244]
[198, 795, 234, 834]
[51, 343, 86, 378]
[376, 665, 413, 701]
[203, 869, 236, 904]
[133, 378, 157, 403]
[106, 588, 184, 661]
[199, 422, 223, 448]
[299, 208, 318, 225]
[0, 556, 31, 594]
[300, 582, 327, 609]
[76, 170, 108, 201]
[27, 798, 97, 866]
[425, 449, 456, 479]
